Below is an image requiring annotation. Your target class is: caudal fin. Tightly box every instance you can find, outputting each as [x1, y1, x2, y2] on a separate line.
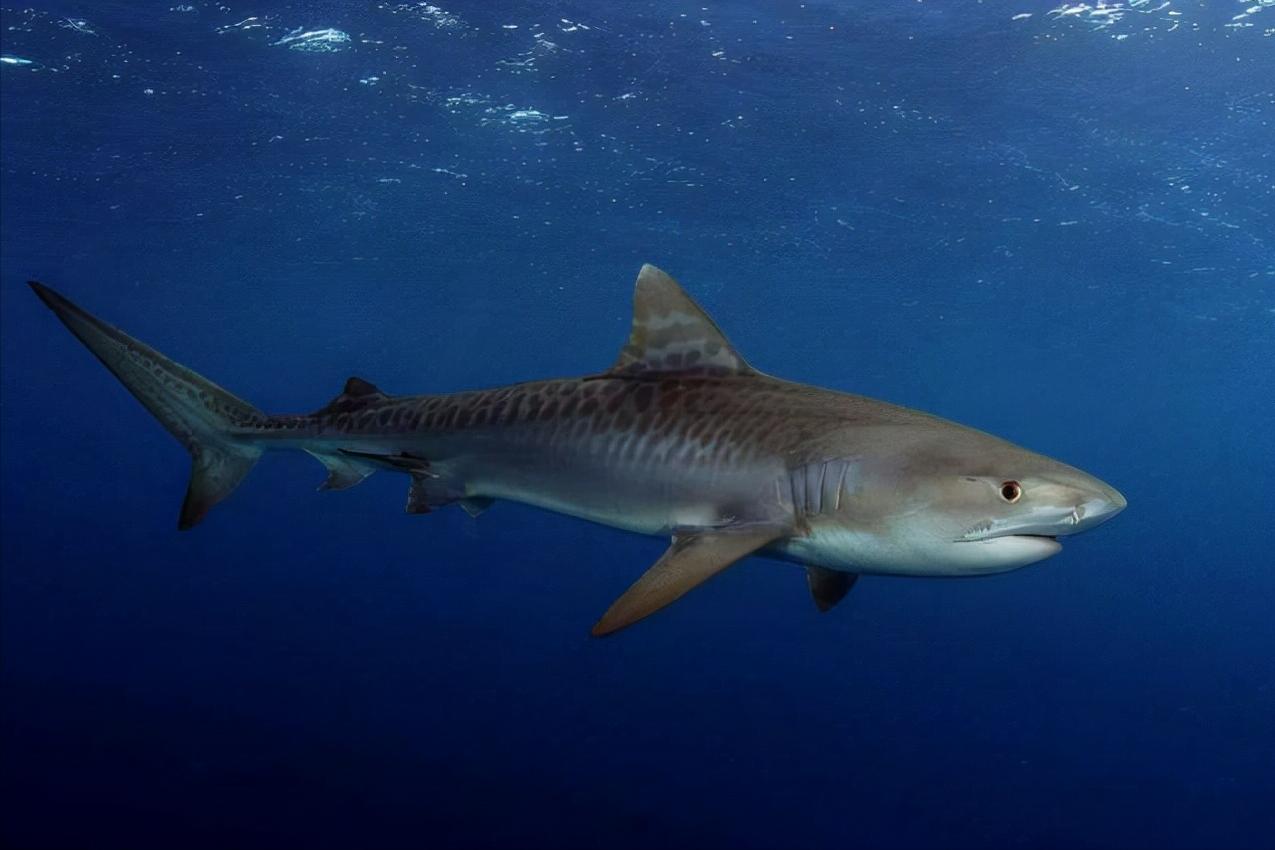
[30, 281, 265, 529]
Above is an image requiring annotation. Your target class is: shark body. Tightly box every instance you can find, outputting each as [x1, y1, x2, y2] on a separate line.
[30, 266, 1125, 634]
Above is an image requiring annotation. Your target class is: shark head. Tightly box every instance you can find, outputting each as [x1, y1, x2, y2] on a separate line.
[808, 424, 1126, 576]
[881, 429, 1126, 574]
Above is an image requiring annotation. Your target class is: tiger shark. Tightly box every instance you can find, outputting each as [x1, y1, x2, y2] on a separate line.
[29, 266, 1125, 635]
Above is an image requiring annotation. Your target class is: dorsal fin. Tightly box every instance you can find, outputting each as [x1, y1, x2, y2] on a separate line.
[607, 264, 754, 378]
[312, 376, 389, 416]
[343, 376, 382, 397]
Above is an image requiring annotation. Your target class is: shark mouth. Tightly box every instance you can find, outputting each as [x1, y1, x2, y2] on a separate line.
[956, 506, 1094, 543]
[956, 533, 1060, 545]
[1002, 533, 1058, 543]
[956, 518, 1064, 543]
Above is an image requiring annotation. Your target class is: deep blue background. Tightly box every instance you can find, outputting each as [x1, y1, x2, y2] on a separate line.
[3, 2, 1274, 848]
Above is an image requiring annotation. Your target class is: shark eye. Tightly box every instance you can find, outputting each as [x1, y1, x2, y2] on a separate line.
[1000, 481, 1023, 503]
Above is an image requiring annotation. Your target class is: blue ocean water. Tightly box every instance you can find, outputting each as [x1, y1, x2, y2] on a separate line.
[2, 1, 1273, 847]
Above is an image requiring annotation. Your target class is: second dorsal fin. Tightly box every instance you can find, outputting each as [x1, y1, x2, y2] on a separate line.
[608, 264, 755, 378]
[312, 376, 389, 415]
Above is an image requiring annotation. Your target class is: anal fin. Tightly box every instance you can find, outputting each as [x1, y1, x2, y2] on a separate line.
[591, 527, 783, 636]
[307, 450, 376, 491]
[406, 471, 462, 514]
[329, 449, 478, 516]
[805, 565, 858, 613]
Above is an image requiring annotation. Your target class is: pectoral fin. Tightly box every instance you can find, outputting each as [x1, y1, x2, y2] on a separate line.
[591, 528, 783, 637]
[805, 565, 858, 612]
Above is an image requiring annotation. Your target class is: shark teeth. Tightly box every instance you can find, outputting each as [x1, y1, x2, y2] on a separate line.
[960, 520, 994, 540]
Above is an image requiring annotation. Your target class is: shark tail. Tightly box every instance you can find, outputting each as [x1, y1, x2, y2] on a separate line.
[29, 281, 266, 530]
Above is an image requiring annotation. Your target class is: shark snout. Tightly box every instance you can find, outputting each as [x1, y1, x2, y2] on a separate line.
[959, 479, 1125, 544]
[1055, 483, 1126, 536]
